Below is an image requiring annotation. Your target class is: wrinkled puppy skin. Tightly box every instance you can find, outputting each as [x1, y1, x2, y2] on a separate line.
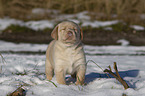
[45, 21, 86, 85]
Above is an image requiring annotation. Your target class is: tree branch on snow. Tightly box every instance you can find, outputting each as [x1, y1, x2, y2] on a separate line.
[104, 62, 129, 89]
[8, 86, 26, 96]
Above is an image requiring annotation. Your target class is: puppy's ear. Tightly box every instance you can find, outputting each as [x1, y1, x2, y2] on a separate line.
[51, 25, 58, 40]
[79, 27, 83, 40]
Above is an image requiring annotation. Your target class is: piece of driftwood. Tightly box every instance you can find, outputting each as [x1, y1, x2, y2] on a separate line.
[104, 62, 129, 89]
[8, 87, 26, 96]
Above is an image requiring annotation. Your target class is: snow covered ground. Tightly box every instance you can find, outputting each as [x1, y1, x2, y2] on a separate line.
[0, 40, 145, 96]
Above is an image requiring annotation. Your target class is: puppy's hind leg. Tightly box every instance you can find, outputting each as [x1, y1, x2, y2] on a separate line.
[45, 59, 54, 80]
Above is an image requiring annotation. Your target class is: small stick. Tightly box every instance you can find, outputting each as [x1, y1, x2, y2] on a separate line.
[108, 65, 112, 72]
[114, 62, 120, 78]
[104, 69, 118, 79]
[8, 86, 26, 96]
[114, 62, 129, 89]
[104, 62, 129, 89]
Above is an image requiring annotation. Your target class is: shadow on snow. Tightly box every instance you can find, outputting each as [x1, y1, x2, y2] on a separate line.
[85, 69, 139, 88]
[66, 69, 139, 88]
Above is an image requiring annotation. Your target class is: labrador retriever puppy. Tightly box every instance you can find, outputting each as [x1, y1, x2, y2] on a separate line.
[45, 21, 86, 85]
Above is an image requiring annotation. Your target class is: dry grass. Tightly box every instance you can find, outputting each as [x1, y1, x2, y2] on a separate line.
[0, 0, 145, 25]
[0, 0, 48, 20]
[0, 53, 6, 73]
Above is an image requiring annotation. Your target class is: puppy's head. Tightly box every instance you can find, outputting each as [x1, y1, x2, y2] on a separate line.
[51, 21, 83, 44]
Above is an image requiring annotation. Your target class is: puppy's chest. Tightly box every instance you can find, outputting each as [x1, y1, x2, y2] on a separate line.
[56, 47, 81, 65]
[61, 48, 77, 61]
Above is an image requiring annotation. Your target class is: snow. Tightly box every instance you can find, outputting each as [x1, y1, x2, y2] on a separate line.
[32, 8, 60, 15]
[1, 17, 119, 32]
[130, 25, 145, 31]
[81, 20, 119, 28]
[0, 11, 144, 32]
[0, 18, 55, 32]
[0, 40, 47, 52]
[0, 40, 145, 96]
[117, 39, 130, 46]
[25, 20, 54, 30]
[0, 18, 23, 32]
[140, 14, 145, 20]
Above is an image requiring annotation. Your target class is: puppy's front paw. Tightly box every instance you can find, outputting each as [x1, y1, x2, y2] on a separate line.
[75, 81, 84, 85]
[46, 76, 53, 80]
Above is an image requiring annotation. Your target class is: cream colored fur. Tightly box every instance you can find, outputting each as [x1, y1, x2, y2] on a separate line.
[45, 21, 86, 85]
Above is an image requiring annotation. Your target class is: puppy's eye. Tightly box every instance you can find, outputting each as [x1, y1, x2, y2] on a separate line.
[74, 29, 77, 32]
[61, 29, 65, 31]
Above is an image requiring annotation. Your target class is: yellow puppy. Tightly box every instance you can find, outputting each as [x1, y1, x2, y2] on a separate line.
[45, 21, 86, 85]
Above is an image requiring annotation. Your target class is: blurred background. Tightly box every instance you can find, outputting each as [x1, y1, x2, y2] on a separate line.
[0, 0, 145, 45]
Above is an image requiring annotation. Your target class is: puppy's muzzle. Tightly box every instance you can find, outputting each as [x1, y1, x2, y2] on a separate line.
[65, 31, 73, 41]
[68, 31, 73, 37]
[64, 29, 76, 42]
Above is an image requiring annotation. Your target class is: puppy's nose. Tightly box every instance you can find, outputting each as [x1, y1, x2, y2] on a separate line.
[68, 31, 73, 36]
